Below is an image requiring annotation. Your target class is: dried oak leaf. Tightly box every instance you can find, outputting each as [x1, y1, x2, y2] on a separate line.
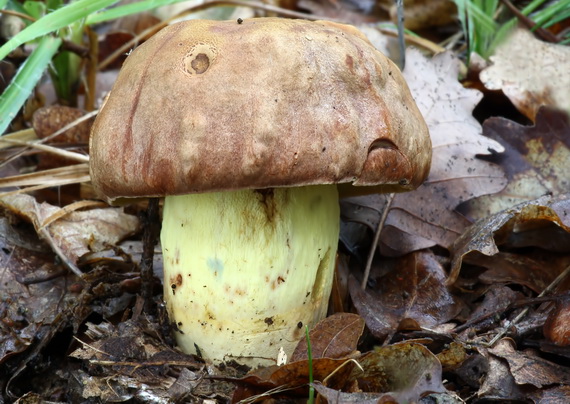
[314, 342, 446, 403]
[450, 193, 570, 285]
[0, 194, 139, 264]
[0, 218, 77, 364]
[234, 342, 446, 402]
[341, 49, 506, 256]
[480, 28, 570, 120]
[490, 338, 570, 387]
[349, 250, 459, 339]
[461, 106, 570, 219]
[232, 357, 358, 400]
[291, 312, 365, 362]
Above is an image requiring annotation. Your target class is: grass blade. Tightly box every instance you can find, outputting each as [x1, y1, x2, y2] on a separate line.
[0, 0, 119, 60]
[0, 35, 62, 134]
[86, 0, 189, 25]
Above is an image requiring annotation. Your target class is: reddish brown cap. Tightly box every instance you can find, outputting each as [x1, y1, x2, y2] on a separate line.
[89, 18, 431, 201]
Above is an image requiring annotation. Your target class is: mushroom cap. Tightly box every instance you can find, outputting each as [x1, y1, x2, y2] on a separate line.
[89, 18, 431, 201]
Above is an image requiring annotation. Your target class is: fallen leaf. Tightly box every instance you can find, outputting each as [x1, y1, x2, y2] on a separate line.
[232, 357, 358, 400]
[291, 312, 364, 362]
[350, 342, 447, 402]
[450, 193, 570, 284]
[349, 250, 459, 339]
[389, 0, 457, 30]
[235, 342, 447, 402]
[478, 346, 528, 400]
[461, 107, 570, 219]
[32, 105, 91, 143]
[480, 28, 570, 120]
[0, 193, 139, 265]
[341, 49, 506, 255]
[466, 252, 570, 293]
[490, 338, 570, 387]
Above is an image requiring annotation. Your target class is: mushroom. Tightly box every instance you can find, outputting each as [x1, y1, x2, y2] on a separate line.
[89, 18, 431, 367]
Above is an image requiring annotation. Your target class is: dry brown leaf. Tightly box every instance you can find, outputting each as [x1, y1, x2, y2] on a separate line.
[342, 49, 506, 255]
[490, 338, 570, 387]
[232, 357, 358, 400]
[349, 250, 459, 339]
[234, 342, 446, 402]
[461, 107, 570, 219]
[32, 105, 91, 143]
[478, 345, 527, 400]
[0, 218, 72, 364]
[291, 312, 364, 362]
[450, 193, 570, 285]
[348, 342, 446, 401]
[0, 194, 139, 266]
[466, 252, 570, 294]
[480, 28, 570, 120]
[389, 0, 457, 30]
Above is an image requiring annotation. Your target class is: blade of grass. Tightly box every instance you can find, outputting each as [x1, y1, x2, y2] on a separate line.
[305, 325, 315, 404]
[0, 35, 62, 135]
[532, 0, 570, 28]
[0, 0, 119, 60]
[86, 0, 188, 25]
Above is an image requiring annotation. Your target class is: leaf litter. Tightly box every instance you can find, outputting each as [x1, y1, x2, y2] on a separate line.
[1, 4, 570, 403]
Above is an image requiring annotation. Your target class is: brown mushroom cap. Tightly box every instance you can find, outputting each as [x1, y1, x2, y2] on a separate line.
[89, 18, 431, 201]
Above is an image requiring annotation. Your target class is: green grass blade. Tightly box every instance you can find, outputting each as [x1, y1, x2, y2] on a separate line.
[0, 0, 119, 60]
[0, 35, 62, 134]
[532, 0, 570, 27]
[86, 0, 188, 25]
[305, 325, 315, 404]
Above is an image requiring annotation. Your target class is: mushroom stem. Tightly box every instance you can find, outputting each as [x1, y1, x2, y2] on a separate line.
[161, 185, 339, 366]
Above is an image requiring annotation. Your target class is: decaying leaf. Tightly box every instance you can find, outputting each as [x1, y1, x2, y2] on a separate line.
[461, 107, 570, 219]
[480, 29, 570, 120]
[0, 217, 79, 364]
[234, 342, 447, 402]
[388, 0, 457, 30]
[489, 338, 570, 388]
[450, 193, 570, 285]
[0, 194, 139, 266]
[349, 250, 459, 339]
[347, 342, 447, 402]
[32, 105, 92, 143]
[232, 357, 359, 400]
[465, 252, 570, 293]
[342, 49, 506, 255]
[478, 345, 527, 401]
[291, 312, 364, 362]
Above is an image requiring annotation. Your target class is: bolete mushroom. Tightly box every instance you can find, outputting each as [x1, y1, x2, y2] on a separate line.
[89, 18, 431, 367]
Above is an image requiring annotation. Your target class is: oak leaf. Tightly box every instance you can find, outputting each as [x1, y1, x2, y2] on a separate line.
[341, 49, 506, 255]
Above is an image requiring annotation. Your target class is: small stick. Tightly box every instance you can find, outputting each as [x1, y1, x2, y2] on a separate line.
[361, 193, 395, 290]
[486, 264, 570, 346]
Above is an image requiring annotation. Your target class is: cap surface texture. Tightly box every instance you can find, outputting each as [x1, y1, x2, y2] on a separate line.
[90, 18, 431, 200]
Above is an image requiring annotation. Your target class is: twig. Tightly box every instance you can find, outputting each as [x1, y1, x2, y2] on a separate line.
[486, 264, 570, 346]
[0, 9, 36, 22]
[361, 193, 395, 290]
[0, 138, 89, 163]
[499, 0, 560, 43]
